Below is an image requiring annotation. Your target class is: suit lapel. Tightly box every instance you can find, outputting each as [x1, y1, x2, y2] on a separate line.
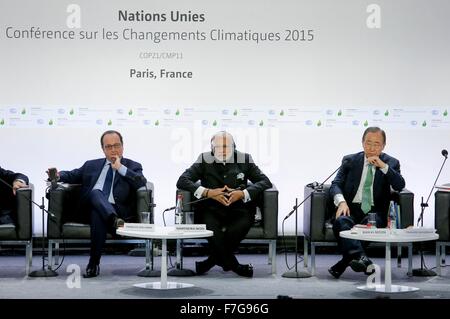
[350, 153, 365, 198]
[373, 153, 386, 197]
[90, 159, 106, 190]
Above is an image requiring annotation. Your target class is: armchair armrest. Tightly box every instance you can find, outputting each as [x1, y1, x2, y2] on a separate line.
[136, 182, 155, 223]
[303, 184, 333, 241]
[435, 191, 450, 241]
[16, 184, 33, 240]
[47, 184, 82, 239]
[259, 186, 278, 239]
[178, 189, 193, 212]
[391, 189, 414, 228]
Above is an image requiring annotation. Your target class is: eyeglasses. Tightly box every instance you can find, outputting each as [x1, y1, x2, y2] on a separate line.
[213, 146, 234, 151]
[364, 141, 383, 149]
[103, 143, 122, 151]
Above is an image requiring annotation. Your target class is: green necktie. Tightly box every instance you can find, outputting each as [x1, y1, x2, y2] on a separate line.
[361, 164, 374, 214]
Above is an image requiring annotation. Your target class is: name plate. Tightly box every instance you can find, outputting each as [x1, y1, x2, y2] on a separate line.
[404, 227, 436, 234]
[123, 223, 155, 231]
[175, 224, 207, 232]
[351, 228, 390, 235]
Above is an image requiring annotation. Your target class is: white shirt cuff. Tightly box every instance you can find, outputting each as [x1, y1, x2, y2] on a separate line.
[243, 189, 251, 203]
[334, 194, 346, 207]
[14, 179, 27, 185]
[381, 164, 389, 174]
[194, 186, 206, 199]
[118, 165, 127, 176]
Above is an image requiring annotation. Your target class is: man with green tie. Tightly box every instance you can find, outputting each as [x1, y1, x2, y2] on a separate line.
[328, 127, 406, 279]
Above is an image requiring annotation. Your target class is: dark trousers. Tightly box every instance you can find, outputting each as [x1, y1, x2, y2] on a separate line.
[0, 208, 14, 225]
[200, 207, 254, 270]
[332, 203, 383, 262]
[88, 190, 123, 265]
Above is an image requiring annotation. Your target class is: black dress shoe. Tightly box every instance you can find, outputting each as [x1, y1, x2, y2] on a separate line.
[195, 259, 215, 275]
[328, 260, 347, 279]
[350, 255, 373, 273]
[232, 264, 253, 278]
[328, 266, 344, 279]
[113, 217, 125, 229]
[83, 264, 100, 278]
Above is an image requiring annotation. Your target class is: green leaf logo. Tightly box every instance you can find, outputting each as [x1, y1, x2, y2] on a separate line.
[70, 108, 74, 115]
[422, 120, 427, 127]
[233, 110, 238, 116]
[364, 120, 369, 127]
[338, 110, 342, 116]
[280, 110, 284, 116]
[0, 119, 4, 125]
[21, 108, 26, 115]
[213, 120, 217, 126]
[444, 110, 448, 117]
[259, 120, 264, 126]
[48, 119, 53, 125]
[108, 120, 112, 126]
[175, 109, 180, 116]
[128, 109, 133, 116]
[384, 110, 389, 116]
[317, 120, 322, 127]
[154, 120, 159, 126]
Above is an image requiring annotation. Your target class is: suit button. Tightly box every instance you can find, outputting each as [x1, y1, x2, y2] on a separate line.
[224, 175, 227, 178]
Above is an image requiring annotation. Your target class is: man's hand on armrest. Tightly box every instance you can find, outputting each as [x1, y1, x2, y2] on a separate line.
[336, 201, 350, 219]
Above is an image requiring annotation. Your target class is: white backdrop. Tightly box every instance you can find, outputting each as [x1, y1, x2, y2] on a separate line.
[1, 0, 449, 235]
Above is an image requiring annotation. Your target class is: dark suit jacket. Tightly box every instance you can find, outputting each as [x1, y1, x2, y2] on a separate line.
[176, 151, 272, 212]
[330, 151, 405, 224]
[0, 166, 29, 210]
[59, 158, 146, 219]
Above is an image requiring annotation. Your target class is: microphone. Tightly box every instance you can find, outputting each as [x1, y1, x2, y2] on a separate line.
[284, 158, 349, 220]
[442, 149, 448, 159]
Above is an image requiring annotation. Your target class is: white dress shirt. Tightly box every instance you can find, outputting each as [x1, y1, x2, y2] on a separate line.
[334, 157, 389, 207]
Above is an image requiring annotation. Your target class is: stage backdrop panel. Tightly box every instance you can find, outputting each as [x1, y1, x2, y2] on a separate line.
[1, 0, 449, 235]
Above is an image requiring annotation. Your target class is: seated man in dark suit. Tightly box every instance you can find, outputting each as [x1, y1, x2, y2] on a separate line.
[177, 131, 272, 278]
[47, 130, 146, 278]
[328, 127, 405, 279]
[0, 167, 28, 225]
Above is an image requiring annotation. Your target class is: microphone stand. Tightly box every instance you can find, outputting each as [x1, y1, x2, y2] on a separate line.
[168, 194, 195, 277]
[282, 163, 343, 278]
[132, 179, 161, 277]
[412, 153, 448, 277]
[29, 194, 58, 277]
[0, 177, 58, 277]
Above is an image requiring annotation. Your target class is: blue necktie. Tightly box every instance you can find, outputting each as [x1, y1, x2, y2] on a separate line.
[102, 164, 113, 197]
